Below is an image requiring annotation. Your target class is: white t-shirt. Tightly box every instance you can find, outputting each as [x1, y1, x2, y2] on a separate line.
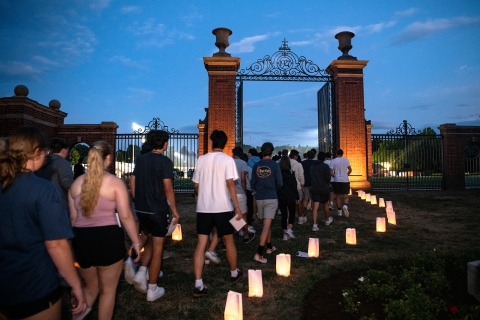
[330, 157, 351, 182]
[192, 152, 239, 213]
[233, 158, 249, 195]
[324, 159, 334, 182]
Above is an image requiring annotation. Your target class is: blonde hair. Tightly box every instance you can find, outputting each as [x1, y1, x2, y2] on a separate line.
[80, 141, 111, 217]
[0, 127, 47, 191]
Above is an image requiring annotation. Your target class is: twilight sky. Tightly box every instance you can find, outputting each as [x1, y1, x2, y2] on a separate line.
[1, 0, 479, 147]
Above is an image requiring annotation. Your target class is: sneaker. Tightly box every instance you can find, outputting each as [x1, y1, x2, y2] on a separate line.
[243, 233, 255, 244]
[253, 254, 267, 263]
[329, 201, 334, 210]
[146, 286, 165, 302]
[282, 233, 289, 241]
[266, 246, 277, 254]
[124, 257, 138, 285]
[298, 216, 306, 225]
[337, 210, 343, 216]
[238, 230, 244, 237]
[193, 286, 208, 297]
[204, 259, 210, 265]
[342, 205, 349, 217]
[205, 250, 220, 264]
[248, 225, 256, 233]
[277, 209, 281, 215]
[231, 268, 243, 283]
[286, 228, 296, 239]
[325, 216, 333, 226]
[312, 224, 319, 232]
[133, 269, 147, 293]
[163, 251, 174, 260]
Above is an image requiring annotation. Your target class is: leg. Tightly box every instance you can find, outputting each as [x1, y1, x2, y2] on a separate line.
[323, 202, 330, 220]
[207, 228, 219, 252]
[342, 193, 349, 206]
[259, 218, 272, 247]
[148, 236, 165, 285]
[96, 259, 123, 320]
[78, 266, 100, 309]
[312, 201, 319, 225]
[21, 297, 62, 320]
[278, 201, 288, 233]
[193, 234, 209, 280]
[287, 201, 296, 230]
[223, 234, 237, 271]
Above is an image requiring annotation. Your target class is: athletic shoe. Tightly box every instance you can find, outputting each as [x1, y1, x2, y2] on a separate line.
[329, 201, 334, 210]
[204, 259, 210, 265]
[253, 254, 267, 263]
[325, 216, 333, 226]
[238, 230, 244, 237]
[133, 269, 147, 293]
[312, 224, 319, 232]
[342, 205, 349, 217]
[123, 257, 138, 285]
[286, 228, 296, 239]
[282, 233, 289, 241]
[205, 250, 220, 264]
[248, 225, 256, 233]
[146, 287, 165, 302]
[231, 268, 243, 283]
[266, 246, 277, 254]
[337, 210, 343, 216]
[298, 216, 307, 225]
[243, 233, 255, 244]
[193, 286, 208, 297]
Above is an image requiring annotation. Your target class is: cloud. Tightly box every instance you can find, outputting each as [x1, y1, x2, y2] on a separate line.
[108, 56, 147, 70]
[364, 21, 396, 34]
[177, 125, 198, 133]
[88, 0, 111, 11]
[128, 19, 195, 47]
[125, 88, 155, 105]
[228, 35, 270, 54]
[244, 87, 318, 108]
[394, 8, 419, 17]
[181, 8, 203, 26]
[121, 6, 142, 14]
[0, 61, 42, 77]
[392, 16, 480, 45]
[32, 55, 61, 67]
[267, 12, 281, 18]
[128, 19, 166, 35]
[370, 120, 398, 131]
[409, 104, 433, 110]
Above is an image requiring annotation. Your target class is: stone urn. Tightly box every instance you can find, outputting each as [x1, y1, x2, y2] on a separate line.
[335, 31, 357, 60]
[212, 27, 232, 57]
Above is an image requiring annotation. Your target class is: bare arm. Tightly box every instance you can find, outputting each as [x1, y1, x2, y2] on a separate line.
[347, 166, 352, 176]
[68, 188, 77, 226]
[129, 175, 136, 198]
[330, 168, 335, 178]
[164, 178, 180, 222]
[241, 171, 246, 195]
[45, 239, 86, 316]
[226, 178, 242, 219]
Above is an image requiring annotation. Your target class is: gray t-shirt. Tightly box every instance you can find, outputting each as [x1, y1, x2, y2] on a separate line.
[233, 157, 249, 195]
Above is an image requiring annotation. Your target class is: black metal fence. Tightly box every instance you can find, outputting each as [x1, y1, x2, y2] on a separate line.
[465, 145, 480, 189]
[114, 118, 198, 192]
[370, 121, 443, 190]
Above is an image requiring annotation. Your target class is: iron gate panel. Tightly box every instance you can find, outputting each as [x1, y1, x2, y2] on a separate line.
[370, 121, 443, 190]
[464, 145, 480, 189]
[317, 82, 335, 153]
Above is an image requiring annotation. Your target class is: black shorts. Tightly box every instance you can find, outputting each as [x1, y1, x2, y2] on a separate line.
[332, 182, 350, 195]
[0, 286, 61, 319]
[197, 211, 235, 238]
[311, 192, 329, 204]
[137, 211, 170, 237]
[72, 225, 126, 268]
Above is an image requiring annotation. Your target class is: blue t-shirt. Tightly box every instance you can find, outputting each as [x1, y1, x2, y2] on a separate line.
[0, 172, 73, 305]
[133, 152, 174, 214]
[250, 159, 283, 200]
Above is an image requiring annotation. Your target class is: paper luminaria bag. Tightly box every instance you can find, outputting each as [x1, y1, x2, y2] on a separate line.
[346, 228, 356, 245]
[276, 254, 291, 277]
[172, 224, 182, 241]
[308, 238, 320, 258]
[376, 217, 386, 232]
[224, 291, 242, 320]
[248, 269, 263, 297]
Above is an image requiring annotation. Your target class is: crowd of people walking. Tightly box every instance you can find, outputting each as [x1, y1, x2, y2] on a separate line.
[0, 126, 352, 319]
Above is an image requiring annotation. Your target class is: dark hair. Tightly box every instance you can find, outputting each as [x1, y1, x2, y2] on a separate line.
[279, 156, 291, 172]
[240, 153, 248, 162]
[248, 148, 258, 156]
[281, 149, 288, 156]
[337, 149, 344, 156]
[211, 130, 227, 149]
[0, 127, 47, 191]
[49, 137, 69, 154]
[149, 130, 169, 150]
[303, 153, 307, 158]
[272, 155, 280, 162]
[261, 142, 274, 156]
[307, 150, 314, 159]
[325, 152, 332, 158]
[289, 149, 299, 159]
[317, 151, 326, 161]
[232, 146, 243, 157]
[78, 157, 84, 163]
[311, 148, 317, 155]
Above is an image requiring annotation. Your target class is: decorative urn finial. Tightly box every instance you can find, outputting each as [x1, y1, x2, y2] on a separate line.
[212, 27, 232, 57]
[14, 84, 29, 97]
[335, 31, 357, 60]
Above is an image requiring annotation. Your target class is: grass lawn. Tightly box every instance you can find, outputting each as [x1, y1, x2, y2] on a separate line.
[63, 189, 480, 319]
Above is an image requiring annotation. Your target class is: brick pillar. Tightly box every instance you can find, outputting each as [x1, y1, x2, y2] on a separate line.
[197, 122, 207, 157]
[203, 56, 240, 153]
[366, 121, 373, 178]
[327, 60, 370, 190]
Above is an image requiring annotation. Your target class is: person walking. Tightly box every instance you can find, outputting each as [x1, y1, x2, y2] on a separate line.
[289, 150, 306, 224]
[191, 130, 243, 297]
[69, 140, 141, 318]
[310, 152, 333, 230]
[329, 149, 352, 217]
[301, 151, 316, 212]
[251, 142, 283, 263]
[0, 127, 86, 320]
[129, 130, 180, 302]
[277, 156, 299, 240]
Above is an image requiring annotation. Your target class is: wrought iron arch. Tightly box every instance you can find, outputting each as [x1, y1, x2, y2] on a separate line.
[133, 117, 179, 134]
[235, 39, 334, 149]
[386, 120, 421, 136]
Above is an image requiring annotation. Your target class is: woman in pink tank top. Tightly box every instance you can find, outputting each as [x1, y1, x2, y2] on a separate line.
[68, 141, 141, 320]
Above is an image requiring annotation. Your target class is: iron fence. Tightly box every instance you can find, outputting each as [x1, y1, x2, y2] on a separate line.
[465, 145, 480, 189]
[370, 121, 443, 190]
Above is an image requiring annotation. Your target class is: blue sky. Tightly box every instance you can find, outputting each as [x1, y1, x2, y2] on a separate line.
[1, 0, 479, 147]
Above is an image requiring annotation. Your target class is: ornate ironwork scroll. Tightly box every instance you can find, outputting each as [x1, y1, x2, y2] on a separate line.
[386, 120, 421, 135]
[237, 39, 332, 82]
[133, 117, 179, 134]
